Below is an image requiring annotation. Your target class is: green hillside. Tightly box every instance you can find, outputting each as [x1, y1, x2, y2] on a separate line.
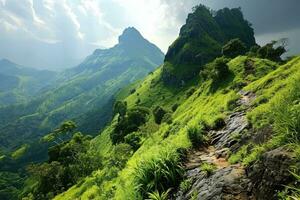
[0, 28, 164, 200]
[46, 54, 299, 200]
[18, 5, 300, 200]
[0, 27, 164, 153]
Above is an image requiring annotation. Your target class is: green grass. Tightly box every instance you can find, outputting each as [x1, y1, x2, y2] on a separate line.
[53, 56, 300, 200]
[133, 151, 183, 198]
[199, 162, 217, 176]
[146, 189, 171, 200]
[179, 178, 193, 193]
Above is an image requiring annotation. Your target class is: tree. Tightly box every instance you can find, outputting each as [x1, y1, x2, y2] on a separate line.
[111, 107, 149, 144]
[42, 120, 77, 145]
[25, 132, 102, 199]
[124, 132, 141, 151]
[153, 106, 167, 124]
[113, 101, 127, 119]
[256, 40, 287, 62]
[200, 57, 230, 81]
[222, 38, 247, 58]
[107, 143, 132, 169]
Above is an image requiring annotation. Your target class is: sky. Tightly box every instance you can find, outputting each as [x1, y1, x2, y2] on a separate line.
[0, 0, 299, 70]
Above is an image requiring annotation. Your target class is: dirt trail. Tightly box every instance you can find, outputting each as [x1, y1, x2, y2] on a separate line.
[185, 146, 229, 170]
[173, 91, 256, 200]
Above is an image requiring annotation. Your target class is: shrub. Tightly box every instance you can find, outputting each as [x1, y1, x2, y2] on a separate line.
[124, 132, 141, 151]
[162, 113, 173, 125]
[153, 106, 167, 124]
[107, 143, 132, 169]
[186, 87, 196, 97]
[171, 104, 179, 112]
[256, 40, 286, 62]
[111, 107, 150, 144]
[187, 123, 207, 147]
[199, 162, 217, 176]
[113, 101, 127, 118]
[179, 179, 192, 193]
[211, 116, 226, 130]
[222, 38, 247, 58]
[134, 152, 184, 198]
[200, 57, 230, 89]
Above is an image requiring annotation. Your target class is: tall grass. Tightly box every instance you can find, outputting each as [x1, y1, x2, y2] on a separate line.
[187, 122, 208, 147]
[272, 77, 300, 143]
[278, 172, 300, 200]
[146, 189, 171, 200]
[134, 151, 184, 198]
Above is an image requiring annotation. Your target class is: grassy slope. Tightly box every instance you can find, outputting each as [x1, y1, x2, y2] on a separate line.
[54, 56, 300, 200]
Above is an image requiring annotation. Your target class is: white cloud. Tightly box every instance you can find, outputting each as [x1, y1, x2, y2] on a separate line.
[0, 0, 299, 69]
[0, 0, 6, 6]
[28, 0, 45, 26]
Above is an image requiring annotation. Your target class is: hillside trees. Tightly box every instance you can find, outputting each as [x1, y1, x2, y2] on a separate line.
[222, 38, 247, 58]
[42, 121, 77, 145]
[111, 107, 150, 144]
[249, 39, 287, 62]
[23, 123, 101, 199]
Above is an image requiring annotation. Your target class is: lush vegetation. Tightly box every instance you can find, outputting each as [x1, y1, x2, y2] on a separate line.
[22, 122, 102, 199]
[1, 4, 299, 200]
[47, 5, 299, 200]
[0, 28, 164, 200]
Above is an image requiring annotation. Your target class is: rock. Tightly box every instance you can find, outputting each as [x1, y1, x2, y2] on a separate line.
[210, 111, 248, 151]
[215, 148, 229, 158]
[174, 165, 253, 200]
[246, 147, 296, 200]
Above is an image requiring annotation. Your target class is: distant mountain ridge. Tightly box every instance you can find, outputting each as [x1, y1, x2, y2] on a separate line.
[0, 59, 56, 106]
[0, 27, 164, 154]
[62, 27, 163, 78]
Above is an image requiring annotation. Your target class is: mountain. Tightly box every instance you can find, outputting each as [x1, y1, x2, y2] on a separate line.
[0, 27, 164, 200]
[0, 59, 56, 106]
[162, 5, 255, 85]
[0, 27, 163, 153]
[21, 5, 299, 200]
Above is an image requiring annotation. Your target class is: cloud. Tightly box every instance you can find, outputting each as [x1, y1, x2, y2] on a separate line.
[0, 0, 299, 69]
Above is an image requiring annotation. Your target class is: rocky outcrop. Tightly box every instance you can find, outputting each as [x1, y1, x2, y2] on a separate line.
[247, 148, 296, 200]
[175, 165, 253, 200]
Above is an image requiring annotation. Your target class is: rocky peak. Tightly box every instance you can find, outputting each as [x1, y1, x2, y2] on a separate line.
[118, 27, 145, 44]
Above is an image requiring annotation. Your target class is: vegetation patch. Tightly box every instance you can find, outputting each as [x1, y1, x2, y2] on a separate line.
[134, 151, 184, 199]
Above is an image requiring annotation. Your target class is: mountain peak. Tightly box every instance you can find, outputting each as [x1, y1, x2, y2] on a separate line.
[118, 27, 144, 44]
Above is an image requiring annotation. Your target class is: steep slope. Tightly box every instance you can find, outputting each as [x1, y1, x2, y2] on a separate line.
[53, 55, 300, 200]
[0, 59, 56, 106]
[49, 7, 299, 200]
[0, 27, 163, 153]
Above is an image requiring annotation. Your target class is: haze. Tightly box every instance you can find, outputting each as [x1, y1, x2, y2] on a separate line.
[0, 0, 299, 70]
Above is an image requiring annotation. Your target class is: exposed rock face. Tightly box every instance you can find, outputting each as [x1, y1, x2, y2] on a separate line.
[176, 165, 253, 200]
[247, 148, 296, 200]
